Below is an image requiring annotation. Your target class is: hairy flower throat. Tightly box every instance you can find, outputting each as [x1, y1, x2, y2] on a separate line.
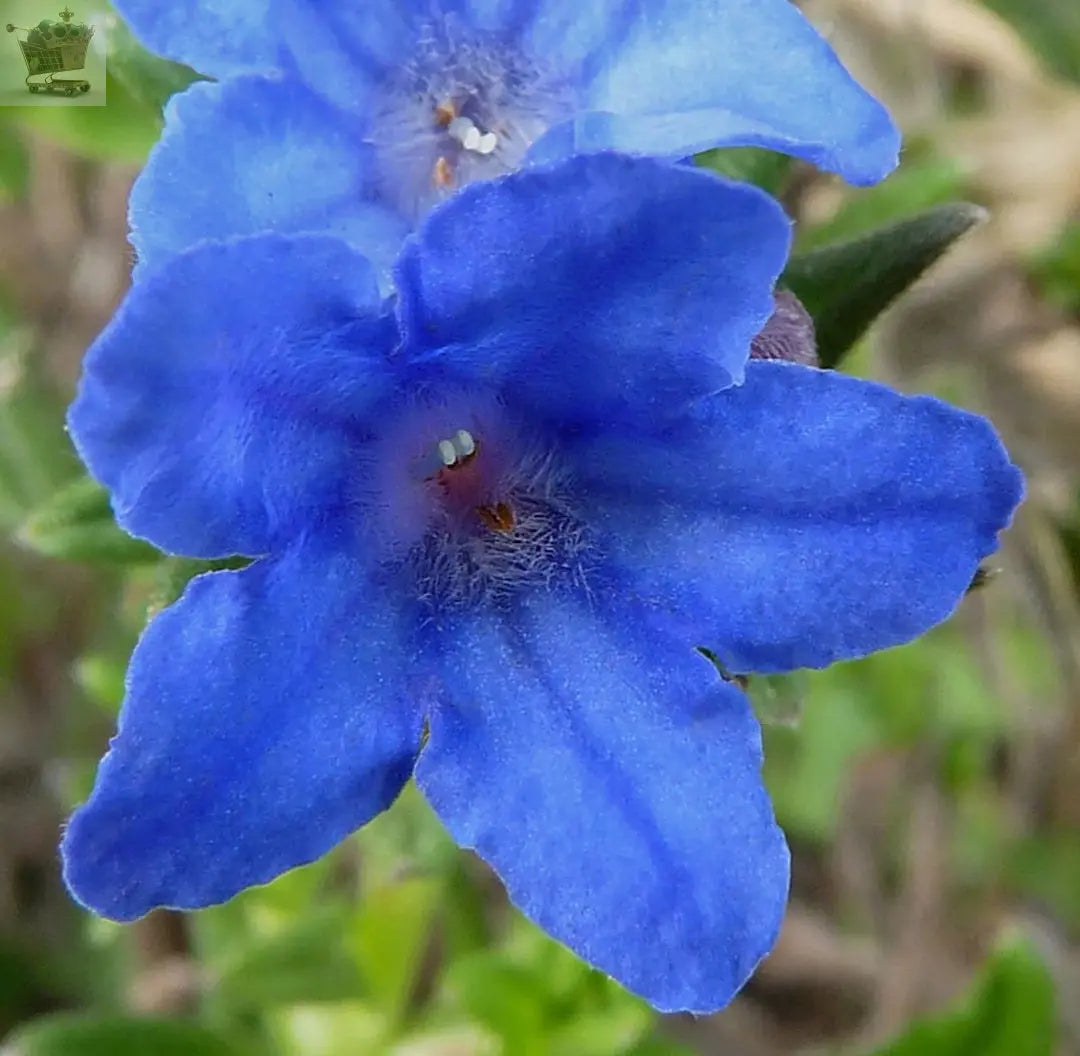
[368, 18, 572, 219]
[370, 394, 591, 612]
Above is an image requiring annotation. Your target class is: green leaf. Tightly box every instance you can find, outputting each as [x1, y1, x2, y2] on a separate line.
[446, 955, 548, 1056]
[797, 155, 968, 252]
[782, 202, 987, 369]
[17, 476, 160, 564]
[389, 1024, 500, 1056]
[267, 1003, 387, 1056]
[0, 121, 30, 202]
[74, 653, 127, 716]
[12, 74, 161, 163]
[864, 934, 1056, 1056]
[215, 909, 366, 1011]
[763, 683, 879, 842]
[626, 1042, 698, 1056]
[694, 146, 793, 196]
[149, 554, 251, 612]
[107, 17, 206, 113]
[548, 1004, 653, 1056]
[350, 875, 442, 1023]
[0, 358, 81, 530]
[3, 1014, 246, 1056]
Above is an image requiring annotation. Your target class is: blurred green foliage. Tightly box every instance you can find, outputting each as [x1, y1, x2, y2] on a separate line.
[9, 72, 162, 162]
[868, 936, 1056, 1056]
[980, 0, 1080, 83]
[0, 127, 30, 202]
[695, 146, 793, 198]
[1029, 221, 1080, 317]
[1, 6, 1076, 1055]
[18, 477, 159, 565]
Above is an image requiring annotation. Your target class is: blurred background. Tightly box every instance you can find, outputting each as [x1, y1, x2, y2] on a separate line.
[0, 0, 1078, 1053]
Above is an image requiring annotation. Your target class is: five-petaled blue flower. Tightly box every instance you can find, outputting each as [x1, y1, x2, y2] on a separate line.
[63, 155, 1021, 1013]
[119, 0, 900, 283]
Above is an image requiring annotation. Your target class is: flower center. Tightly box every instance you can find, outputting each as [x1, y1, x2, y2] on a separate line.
[367, 392, 591, 612]
[413, 428, 516, 534]
[367, 17, 573, 220]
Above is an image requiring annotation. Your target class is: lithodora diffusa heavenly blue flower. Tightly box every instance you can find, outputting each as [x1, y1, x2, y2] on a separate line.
[63, 156, 1022, 1013]
[118, 0, 900, 281]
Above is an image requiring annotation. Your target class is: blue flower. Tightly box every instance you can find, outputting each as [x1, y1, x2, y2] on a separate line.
[62, 155, 1021, 1013]
[118, 0, 900, 282]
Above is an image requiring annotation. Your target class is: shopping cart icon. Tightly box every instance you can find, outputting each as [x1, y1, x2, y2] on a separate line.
[5, 6, 94, 97]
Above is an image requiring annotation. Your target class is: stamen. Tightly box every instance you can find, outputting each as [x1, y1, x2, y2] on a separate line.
[448, 116, 477, 149]
[416, 429, 480, 480]
[448, 115, 499, 155]
[434, 98, 457, 127]
[372, 391, 593, 608]
[433, 155, 454, 189]
[454, 429, 476, 458]
[476, 502, 516, 533]
[438, 439, 457, 467]
[369, 20, 574, 220]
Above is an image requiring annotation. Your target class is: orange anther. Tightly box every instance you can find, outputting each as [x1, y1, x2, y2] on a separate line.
[434, 99, 457, 127]
[476, 502, 515, 533]
[433, 155, 454, 189]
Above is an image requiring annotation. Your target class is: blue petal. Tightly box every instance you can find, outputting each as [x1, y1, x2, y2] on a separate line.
[455, 0, 538, 35]
[277, 1, 544, 114]
[568, 362, 1024, 673]
[526, 0, 900, 185]
[70, 234, 393, 559]
[62, 536, 425, 921]
[113, 0, 284, 78]
[396, 153, 790, 424]
[416, 590, 789, 1013]
[276, 0, 416, 112]
[131, 78, 409, 287]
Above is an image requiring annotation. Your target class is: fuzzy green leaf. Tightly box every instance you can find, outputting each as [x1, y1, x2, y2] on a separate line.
[782, 202, 987, 369]
[3, 1015, 246, 1056]
[107, 17, 207, 114]
[17, 476, 159, 564]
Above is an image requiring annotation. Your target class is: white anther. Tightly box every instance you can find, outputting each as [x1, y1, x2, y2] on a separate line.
[454, 429, 476, 458]
[447, 115, 498, 155]
[447, 116, 475, 144]
[438, 439, 458, 467]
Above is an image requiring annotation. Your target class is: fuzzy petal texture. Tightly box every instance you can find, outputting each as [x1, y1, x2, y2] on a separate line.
[276, 0, 415, 109]
[113, 0, 284, 78]
[69, 234, 393, 559]
[567, 362, 1024, 674]
[277, 0, 548, 110]
[396, 153, 790, 424]
[62, 536, 425, 921]
[131, 78, 409, 286]
[280, 0, 897, 185]
[525, 0, 899, 184]
[417, 589, 789, 1013]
